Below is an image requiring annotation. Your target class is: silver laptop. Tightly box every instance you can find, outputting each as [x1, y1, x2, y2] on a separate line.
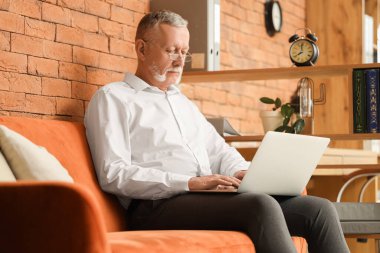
[238, 131, 330, 195]
[192, 131, 330, 195]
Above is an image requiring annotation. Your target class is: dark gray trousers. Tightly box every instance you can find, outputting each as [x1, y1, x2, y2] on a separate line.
[127, 192, 350, 253]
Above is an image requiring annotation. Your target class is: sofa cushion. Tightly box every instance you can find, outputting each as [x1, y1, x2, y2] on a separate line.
[0, 125, 73, 182]
[0, 116, 126, 232]
[108, 230, 255, 253]
[0, 151, 16, 182]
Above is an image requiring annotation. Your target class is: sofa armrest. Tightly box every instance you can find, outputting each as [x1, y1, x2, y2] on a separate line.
[0, 181, 111, 253]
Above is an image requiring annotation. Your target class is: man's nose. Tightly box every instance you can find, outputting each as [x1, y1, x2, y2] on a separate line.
[172, 56, 185, 67]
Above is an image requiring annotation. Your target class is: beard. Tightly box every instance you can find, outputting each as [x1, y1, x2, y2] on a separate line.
[149, 64, 183, 85]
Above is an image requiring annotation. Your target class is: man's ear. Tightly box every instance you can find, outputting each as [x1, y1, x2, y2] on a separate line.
[135, 39, 146, 60]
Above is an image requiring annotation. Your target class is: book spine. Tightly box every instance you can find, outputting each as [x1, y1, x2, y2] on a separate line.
[365, 69, 379, 133]
[353, 69, 366, 133]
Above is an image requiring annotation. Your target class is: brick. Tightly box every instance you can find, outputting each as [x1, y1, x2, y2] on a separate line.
[110, 38, 135, 58]
[25, 17, 55, 40]
[240, 96, 255, 109]
[111, 5, 133, 25]
[0, 0, 10, 11]
[0, 90, 25, 111]
[12, 34, 44, 57]
[211, 89, 227, 103]
[42, 0, 57, 4]
[59, 62, 86, 82]
[123, 0, 147, 13]
[42, 77, 71, 97]
[58, 0, 84, 11]
[42, 2, 71, 26]
[218, 104, 235, 118]
[73, 47, 100, 68]
[194, 86, 212, 100]
[232, 106, 247, 119]
[43, 40, 72, 62]
[98, 53, 136, 72]
[71, 10, 98, 33]
[227, 93, 240, 106]
[0, 11, 24, 33]
[87, 67, 124, 85]
[133, 12, 144, 27]
[9, 0, 41, 19]
[0, 71, 41, 94]
[0, 51, 27, 73]
[202, 101, 220, 116]
[106, 0, 122, 7]
[180, 83, 194, 99]
[9, 111, 44, 118]
[83, 33, 108, 53]
[239, 0, 255, 11]
[0, 31, 10, 51]
[0, 71, 10, 90]
[99, 18, 124, 39]
[28, 56, 59, 78]
[56, 24, 84, 46]
[123, 25, 136, 42]
[25, 94, 56, 114]
[84, 0, 110, 19]
[71, 81, 98, 100]
[56, 97, 84, 116]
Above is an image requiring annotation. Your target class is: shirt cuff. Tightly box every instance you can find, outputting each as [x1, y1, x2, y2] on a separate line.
[228, 161, 251, 177]
[169, 174, 193, 191]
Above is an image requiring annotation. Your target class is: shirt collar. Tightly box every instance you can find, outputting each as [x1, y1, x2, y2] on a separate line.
[123, 73, 181, 94]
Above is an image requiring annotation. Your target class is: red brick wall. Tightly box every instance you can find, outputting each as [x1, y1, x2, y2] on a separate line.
[182, 0, 306, 133]
[0, 0, 146, 121]
[0, 0, 305, 133]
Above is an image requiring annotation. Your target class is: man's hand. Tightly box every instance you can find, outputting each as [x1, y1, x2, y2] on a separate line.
[188, 174, 241, 191]
[233, 170, 247, 180]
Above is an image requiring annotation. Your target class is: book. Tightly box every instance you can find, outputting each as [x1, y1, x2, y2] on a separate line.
[364, 68, 379, 133]
[352, 69, 366, 133]
[206, 117, 240, 136]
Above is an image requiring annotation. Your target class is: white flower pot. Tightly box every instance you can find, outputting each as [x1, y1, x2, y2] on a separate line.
[259, 111, 283, 133]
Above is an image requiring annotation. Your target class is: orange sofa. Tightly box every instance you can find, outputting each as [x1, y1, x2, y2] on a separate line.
[0, 116, 307, 253]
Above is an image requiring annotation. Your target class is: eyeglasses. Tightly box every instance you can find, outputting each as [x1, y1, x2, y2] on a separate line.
[141, 39, 192, 62]
[167, 51, 192, 63]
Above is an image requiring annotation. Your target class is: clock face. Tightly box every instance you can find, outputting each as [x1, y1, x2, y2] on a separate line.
[289, 39, 315, 64]
[265, 1, 282, 36]
[272, 2, 282, 31]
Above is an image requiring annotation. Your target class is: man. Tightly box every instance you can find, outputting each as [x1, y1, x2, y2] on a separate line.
[85, 10, 349, 253]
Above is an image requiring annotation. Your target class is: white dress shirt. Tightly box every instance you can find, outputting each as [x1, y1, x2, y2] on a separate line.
[84, 73, 249, 209]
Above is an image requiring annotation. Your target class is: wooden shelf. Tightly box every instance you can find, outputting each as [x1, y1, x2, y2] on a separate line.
[184, 63, 380, 137]
[317, 164, 380, 169]
[224, 133, 380, 142]
[182, 63, 380, 83]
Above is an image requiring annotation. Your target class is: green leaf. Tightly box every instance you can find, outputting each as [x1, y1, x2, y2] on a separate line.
[275, 125, 285, 132]
[259, 97, 275, 104]
[274, 98, 282, 109]
[281, 104, 295, 118]
[285, 126, 294, 133]
[293, 119, 305, 134]
[283, 117, 290, 126]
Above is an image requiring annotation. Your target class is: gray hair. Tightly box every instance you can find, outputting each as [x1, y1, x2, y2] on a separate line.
[135, 10, 188, 41]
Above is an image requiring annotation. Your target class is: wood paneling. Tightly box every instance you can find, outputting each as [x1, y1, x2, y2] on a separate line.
[306, 0, 363, 149]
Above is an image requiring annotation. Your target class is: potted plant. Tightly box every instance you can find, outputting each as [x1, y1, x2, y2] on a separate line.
[259, 97, 305, 134]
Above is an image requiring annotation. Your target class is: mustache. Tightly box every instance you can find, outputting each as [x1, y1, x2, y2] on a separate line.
[166, 67, 182, 73]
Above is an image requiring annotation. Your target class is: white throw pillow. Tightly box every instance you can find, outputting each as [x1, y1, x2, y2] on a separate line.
[0, 125, 73, 182]
[0, 151, 16, 182]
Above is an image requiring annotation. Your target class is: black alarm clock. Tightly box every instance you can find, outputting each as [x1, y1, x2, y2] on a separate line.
[288, 28, 319, 66]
